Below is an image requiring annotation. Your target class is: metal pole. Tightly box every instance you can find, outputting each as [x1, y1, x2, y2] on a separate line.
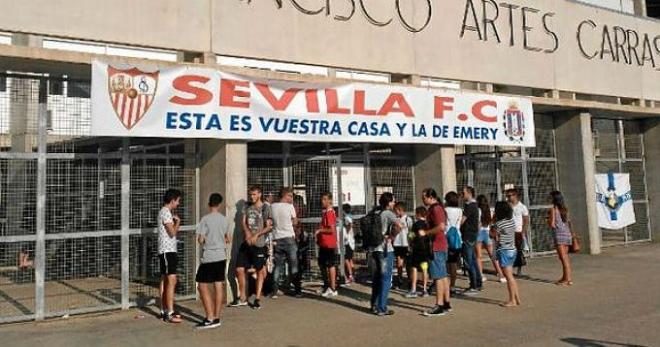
[335, 156, 345, 280]
[34, 79, 48, 321]
[121, 138, 130, 309]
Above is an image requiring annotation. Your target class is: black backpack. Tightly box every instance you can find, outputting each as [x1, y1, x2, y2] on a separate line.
[360, 208, 383, 250]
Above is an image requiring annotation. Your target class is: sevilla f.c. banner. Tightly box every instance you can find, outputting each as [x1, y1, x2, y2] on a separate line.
[595, 173, 636, 230]
[91, 60, 536, 147]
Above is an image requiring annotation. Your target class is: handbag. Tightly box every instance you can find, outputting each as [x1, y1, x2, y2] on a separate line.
[570, 233, 581, 253]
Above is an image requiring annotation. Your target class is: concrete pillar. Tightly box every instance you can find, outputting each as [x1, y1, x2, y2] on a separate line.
[440, 146, 457, 194]
[642, 118, 659, 243]
[632, 0, 647, 16]
[198, 139, 247, 301]
[554, 111, 601, 255]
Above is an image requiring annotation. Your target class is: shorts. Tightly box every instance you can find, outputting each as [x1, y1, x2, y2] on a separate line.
[394, 246, 409, 259]
[159, 252, 178, 276]
[477, 228, 492, 245]
[345, 245, 354, 260]
[447, 248, 462, 264]
[429, 251, 448, 280]
[318, 247, 337, 268]
[409, 252, 430, 270]
[497, 249, 517, 268]
[195, 260, 227, 283]
[236, 242, 268, 271]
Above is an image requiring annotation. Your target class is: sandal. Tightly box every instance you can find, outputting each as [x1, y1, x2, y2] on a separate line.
[163, 312, 182, 323]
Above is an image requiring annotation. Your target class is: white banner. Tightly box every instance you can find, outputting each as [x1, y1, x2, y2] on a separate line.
[595, 173, 636, 230]
[91, 60, 535, 146]
[332, 164, 366, 207]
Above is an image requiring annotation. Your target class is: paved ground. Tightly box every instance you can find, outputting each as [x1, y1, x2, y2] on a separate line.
[2, 244, 659, 347]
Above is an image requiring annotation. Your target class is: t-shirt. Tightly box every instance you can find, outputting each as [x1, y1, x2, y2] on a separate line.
[461, 201, 479, 243]
[158, 207, 177, 254]
[393, 215, 413, 247]
[426, 203, 447, 252]
[270, 202, 297, 240]
[512, 202, 530, 233]
[244, 203, 272, 247]
[196, 212, 229, 263]
[340, 214, 355, 250]
[445, 207, 463, 233]
[375, 209, 398, 253]
[317, 208, 337, 249]
[495, 218, 517, 250]
[411, 219, 431, 259]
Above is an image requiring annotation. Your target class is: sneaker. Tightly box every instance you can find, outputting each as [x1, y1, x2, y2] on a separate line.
[481, 274, 487, 282]
[270, 290, 284, 299]
[377, 310, 395, 316]
[370, 305, 379, 315]
[405, 291, 418, 299]
[423, 305, 446, 317]
[251, 299, 261, 310]
[450, 287, 462, 295]
[321, 288, 334, 297]
[330, 289, 338, 297]
[463, 288, 479, 296]
[229, 299, 248, 307]
[421, 290, 429, 298]
[443, 303, 453, 312]
[195, 318, 221, 330]
[499, 277, 508, 283]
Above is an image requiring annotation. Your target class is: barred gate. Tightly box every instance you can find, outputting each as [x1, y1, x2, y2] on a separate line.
[0, 74, 198, 323]
[456, 114, 559, 256]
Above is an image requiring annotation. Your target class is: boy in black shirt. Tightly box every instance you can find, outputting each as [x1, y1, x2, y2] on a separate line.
[406, 206, 431, 298]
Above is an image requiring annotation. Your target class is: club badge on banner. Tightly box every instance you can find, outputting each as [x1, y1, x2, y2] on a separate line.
[91, 60, 535, 147]
[595, 173, 636, 230]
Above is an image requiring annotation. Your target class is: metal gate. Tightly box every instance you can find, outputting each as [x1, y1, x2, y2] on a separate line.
[592, 119, 651, 246]
[456, 114, 559, 255]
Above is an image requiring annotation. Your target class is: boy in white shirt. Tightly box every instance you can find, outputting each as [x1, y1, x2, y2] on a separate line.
[393, 202, 413, 290]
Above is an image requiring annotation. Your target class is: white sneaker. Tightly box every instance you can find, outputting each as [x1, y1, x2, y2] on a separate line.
[321, 288, 334, 297]
[499, 277, 508, 283]
[330, 289, 338, 297]
[481, 274, 487, 282]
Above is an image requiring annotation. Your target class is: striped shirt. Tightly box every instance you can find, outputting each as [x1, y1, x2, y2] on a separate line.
[495, 218, 517, 250]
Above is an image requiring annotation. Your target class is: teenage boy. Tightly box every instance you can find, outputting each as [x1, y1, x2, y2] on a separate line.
[407, 206, 431, 298]
[195, 193, 231, 329]
[316, 192, 338, 297]
[341, 204, 355, 285]
[393, 202, 412, 290]
[420, 188, 451, 317]
[270, 187, 302, 298]
[158, 188, 183, 323]
[461, 186, 482, 294]
[232, 186, 272, 310]
[506, 188, 530, 276]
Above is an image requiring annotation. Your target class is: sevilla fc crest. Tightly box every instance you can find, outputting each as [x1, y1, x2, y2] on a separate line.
[502, 102, 525, 143]
[107, 66, 159, 130]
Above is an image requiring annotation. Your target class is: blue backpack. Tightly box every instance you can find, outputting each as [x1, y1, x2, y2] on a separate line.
[446, 213, 463, 250]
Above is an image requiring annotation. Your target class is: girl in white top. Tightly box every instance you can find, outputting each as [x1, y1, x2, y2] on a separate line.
[443, 191, 463, 293]
[393, 202, 413, 290]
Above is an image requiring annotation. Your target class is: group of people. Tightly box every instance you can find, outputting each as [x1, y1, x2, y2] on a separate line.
[155, 184, 576, 329]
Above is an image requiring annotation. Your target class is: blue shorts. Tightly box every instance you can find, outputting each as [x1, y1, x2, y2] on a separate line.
[477, 228, 492, 245]
[497, 249, 517, 268]
[429, 251, 448, 280]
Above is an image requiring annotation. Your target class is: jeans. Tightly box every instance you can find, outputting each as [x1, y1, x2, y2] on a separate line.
[272, 237, 301, 294]
[462, 241, 482, 289]
[369, 250, 394, 313]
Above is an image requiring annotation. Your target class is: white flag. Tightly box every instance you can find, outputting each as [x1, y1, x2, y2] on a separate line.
[595, 173, 636, 230]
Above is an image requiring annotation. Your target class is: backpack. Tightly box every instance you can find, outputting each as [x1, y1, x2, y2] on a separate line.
[360, 208, 383, 249]
[446, 211, 463, 250]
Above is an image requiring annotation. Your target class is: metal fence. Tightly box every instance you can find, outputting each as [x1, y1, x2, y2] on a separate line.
[592, 118, 651, 246]
[0, 74, 198, 323]
[456, 114, 560, 255]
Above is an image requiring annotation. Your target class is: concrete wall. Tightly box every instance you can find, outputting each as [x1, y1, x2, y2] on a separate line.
[643, 118, 659, 243]
[554, 111, 601, 254]
[0, 1, 658, 100]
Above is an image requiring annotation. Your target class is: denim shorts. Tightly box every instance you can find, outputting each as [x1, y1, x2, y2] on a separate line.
[497, 249, 517, 268]
[476, 228, 492, 245]
[429, 251, 448, 280]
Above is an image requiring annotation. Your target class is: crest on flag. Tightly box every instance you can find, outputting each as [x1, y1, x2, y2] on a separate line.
[107, 66, 159, 130]
[595, 173, 635, 230]
[502, 102, 526, 143]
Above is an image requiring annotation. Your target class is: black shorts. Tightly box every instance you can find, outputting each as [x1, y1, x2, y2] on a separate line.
[236, 242, 268, 271]
[447, 249, 462, 264]
[196, 260, 227, 283]
[345, 245, 354, 260]
[409, 253, 431, 270]
[318, 247, 337, 268]
[394, 246, 409, 259]
[159, 252, 178, 276]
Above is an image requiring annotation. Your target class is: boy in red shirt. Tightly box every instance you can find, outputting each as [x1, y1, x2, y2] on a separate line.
[315, 192, 338, 297]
